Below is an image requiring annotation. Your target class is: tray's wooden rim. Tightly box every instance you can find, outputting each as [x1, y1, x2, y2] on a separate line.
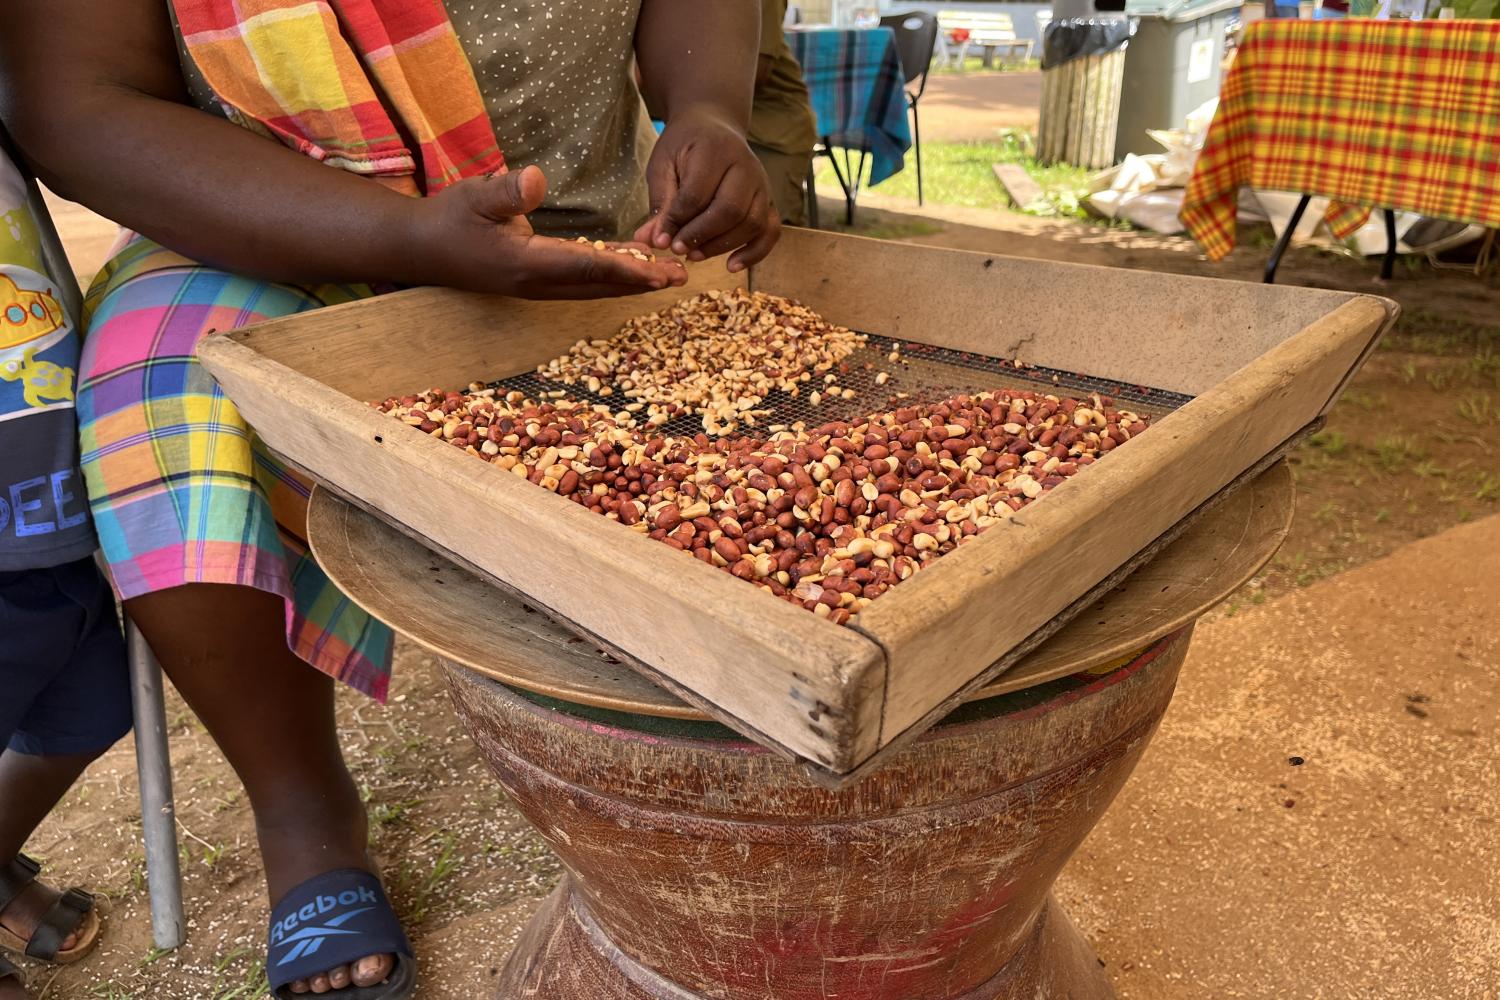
[307, 443, 1298, 791]
[308, 456, 1295, 722]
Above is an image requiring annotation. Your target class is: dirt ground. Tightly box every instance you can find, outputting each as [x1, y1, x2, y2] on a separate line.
[915, 71, 1042, 141]
[16, 189, 1499, 998]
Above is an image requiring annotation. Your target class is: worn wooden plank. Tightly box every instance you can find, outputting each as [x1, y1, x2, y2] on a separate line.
[993, 163, 1043, 209]
[750, 228, 1382, 397]
[856, 296, 1394, 745]
[306, 458, 1292, 720]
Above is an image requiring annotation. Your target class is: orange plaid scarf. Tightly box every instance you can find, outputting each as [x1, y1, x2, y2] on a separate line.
[172, 0, 503, 195]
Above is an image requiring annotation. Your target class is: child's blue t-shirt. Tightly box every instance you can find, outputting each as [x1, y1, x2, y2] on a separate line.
[0, 148, 96, 571]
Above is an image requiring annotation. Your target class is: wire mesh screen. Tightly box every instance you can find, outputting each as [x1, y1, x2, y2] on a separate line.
[489, 333, 1193, 439]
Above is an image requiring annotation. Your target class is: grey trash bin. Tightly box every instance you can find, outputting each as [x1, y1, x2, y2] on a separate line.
[1113, 0, 1241, 160]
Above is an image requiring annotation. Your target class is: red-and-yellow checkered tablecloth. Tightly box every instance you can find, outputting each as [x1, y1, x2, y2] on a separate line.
[1181, 20, 1500, 261]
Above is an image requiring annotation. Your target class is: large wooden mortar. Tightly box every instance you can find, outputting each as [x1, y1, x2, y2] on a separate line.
[308, 465, 1294, 999]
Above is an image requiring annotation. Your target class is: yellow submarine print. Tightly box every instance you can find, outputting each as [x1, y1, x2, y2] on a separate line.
[0, 272, 65, 351]
[1, 346, 74, 408]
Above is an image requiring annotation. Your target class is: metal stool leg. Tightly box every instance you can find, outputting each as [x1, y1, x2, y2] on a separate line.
[128, 622, 185, 950]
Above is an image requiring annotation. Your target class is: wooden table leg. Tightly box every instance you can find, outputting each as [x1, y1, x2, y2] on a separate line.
[448, 630, 1193, 1000]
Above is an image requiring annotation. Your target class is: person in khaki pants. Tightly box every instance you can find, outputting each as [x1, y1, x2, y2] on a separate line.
[751, 0, 819, 226]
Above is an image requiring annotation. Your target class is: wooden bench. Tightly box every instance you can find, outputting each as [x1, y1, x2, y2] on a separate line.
[936, 10, 1035, 68]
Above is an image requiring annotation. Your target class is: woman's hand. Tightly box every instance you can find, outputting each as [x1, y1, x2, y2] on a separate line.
[417, 166, 687, 299]
[633, 107, 781, 274]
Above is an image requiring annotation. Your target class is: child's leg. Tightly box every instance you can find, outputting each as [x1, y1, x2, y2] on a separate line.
[77, 240, 399, 993]
[0, 559, 131, 958]
[0, 753, 97, 861]
[0, 750, 101, 955]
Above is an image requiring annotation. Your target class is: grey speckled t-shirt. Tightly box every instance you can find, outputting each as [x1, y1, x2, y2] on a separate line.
[444, 0, 656, 240]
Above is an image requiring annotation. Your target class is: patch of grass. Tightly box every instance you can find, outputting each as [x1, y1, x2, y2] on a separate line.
[1457, 393, 1496, 425]
[89, 984, 141, 999]
[1476, 472, 1500, 503]
[857, 218, 944, 241]
[211, 946, 268, 1000]
[814, 133, 1098, 220]
[369, 796, 422, 831]
[1383, 310, 1500, 359]
[1308, 429, 1348, 456]
[1470, 345, 1500, 386]
[399, 834, 462, 925]
[1373, 434, 1426, 473]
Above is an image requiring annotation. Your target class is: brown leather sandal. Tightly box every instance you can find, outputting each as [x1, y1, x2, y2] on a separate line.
[0, 855, 100, 965]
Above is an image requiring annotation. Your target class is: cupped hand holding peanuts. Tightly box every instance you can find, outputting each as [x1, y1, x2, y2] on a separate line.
[633, 106, 782, 273]
[416, 165, 687, 299]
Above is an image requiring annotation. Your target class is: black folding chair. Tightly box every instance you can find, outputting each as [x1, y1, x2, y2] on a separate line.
[879, 11, 939, 206]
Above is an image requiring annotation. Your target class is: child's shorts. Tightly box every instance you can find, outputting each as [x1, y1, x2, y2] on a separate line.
[0, 556, 133, 756]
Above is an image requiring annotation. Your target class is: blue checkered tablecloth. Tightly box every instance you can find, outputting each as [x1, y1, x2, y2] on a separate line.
[788, 26, 913, 185]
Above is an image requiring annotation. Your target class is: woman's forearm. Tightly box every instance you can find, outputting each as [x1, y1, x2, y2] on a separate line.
[1, 0, 686, 298]
[0, 0, 428, 286]
[15, 88, 427, 287]
[635, 0, 759, 129]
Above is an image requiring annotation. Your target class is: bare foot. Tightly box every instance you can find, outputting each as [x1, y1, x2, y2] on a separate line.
[287, 954, 395, 994]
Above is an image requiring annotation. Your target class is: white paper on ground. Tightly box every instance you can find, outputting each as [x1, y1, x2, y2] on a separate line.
[1085, 98, 1220, 234]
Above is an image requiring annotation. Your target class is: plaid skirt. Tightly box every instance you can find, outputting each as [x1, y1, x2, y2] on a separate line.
[77, 236, 394, 700]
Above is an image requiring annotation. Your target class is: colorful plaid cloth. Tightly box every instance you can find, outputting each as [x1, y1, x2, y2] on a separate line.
[77, 237, 395, 699]
[1182, 20, 1500, 261]
[172, 0, 503, 195]
[788, 26, 913, 185]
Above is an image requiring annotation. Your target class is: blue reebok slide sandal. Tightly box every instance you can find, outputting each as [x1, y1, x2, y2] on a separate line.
[266, 869, 415, 999]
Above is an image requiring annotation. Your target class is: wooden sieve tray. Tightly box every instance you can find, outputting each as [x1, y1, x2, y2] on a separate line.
[199, 229, 1396, 779]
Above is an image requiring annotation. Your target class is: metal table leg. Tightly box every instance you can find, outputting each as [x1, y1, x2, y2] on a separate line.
[1381, 209, 1399, 280]
[821, 140, 867, 226]
[128, 622, 186, 950]
[805, 163, 820, 230]
[1264, 193, 1313, 284]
